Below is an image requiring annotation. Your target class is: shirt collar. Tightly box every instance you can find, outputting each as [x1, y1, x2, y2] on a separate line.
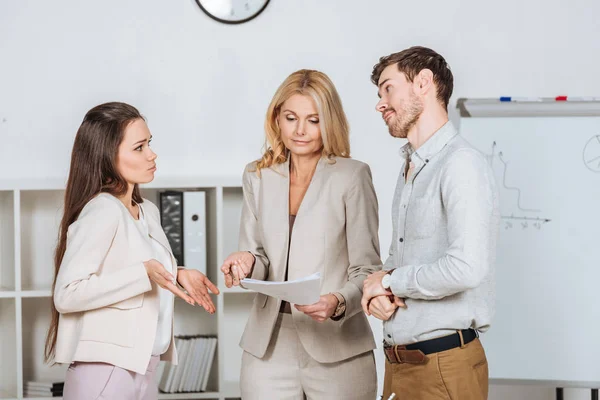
[399, 121, 458, 165]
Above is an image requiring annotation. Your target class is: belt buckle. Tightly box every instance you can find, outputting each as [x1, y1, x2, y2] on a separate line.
[384, 345, 403, 364]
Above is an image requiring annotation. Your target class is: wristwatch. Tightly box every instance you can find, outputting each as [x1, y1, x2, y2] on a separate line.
[331, 292, 346, 320]
[382, 269, 396, 290]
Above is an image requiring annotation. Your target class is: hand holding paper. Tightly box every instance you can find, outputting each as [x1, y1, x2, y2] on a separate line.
[240, 273, 321, 305]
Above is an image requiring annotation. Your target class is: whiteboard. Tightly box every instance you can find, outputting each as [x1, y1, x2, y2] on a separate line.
[460, 115, 600, 385]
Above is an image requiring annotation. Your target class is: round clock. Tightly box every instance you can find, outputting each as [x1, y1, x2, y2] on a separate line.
[195, 0, 270, 24]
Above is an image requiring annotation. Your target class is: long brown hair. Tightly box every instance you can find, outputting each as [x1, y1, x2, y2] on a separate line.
[44, 102, 145, 363]
[256, 69, 351, 173]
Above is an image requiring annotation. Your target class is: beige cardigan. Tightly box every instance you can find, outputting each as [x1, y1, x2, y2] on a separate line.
[53, 193, 178, 374]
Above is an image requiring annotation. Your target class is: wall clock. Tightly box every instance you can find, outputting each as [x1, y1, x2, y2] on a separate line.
[195, 0, 270, 24]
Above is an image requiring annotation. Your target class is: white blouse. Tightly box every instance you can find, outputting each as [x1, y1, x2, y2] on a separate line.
[136, 203, 174, 356]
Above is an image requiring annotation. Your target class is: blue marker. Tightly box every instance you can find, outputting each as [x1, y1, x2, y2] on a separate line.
[499, 97, 542, 102]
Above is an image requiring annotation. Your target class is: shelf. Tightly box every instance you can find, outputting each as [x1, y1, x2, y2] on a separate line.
[157, 392, 220, 399]
[0, 290, 51, 299]
[23, 398, 61, 400]
[0, 288, 17, 298]
[141, 187, 217, 206]
[221, 188, 243, 260]
[20, 290, 52, 298]
[0, 180, 246, 400]
[0, 176, 241, 191]
[221, 380, 241, 398]
[18, 393, 226, 400]
[16, 296, 222, 396]
[205, 190, 219, 283]
[217, 187, 244, 296]
[13, 394, 222, 400]
[140, 187, 220, 284]
[219, 286, 250, 294]
[22, 298, 68, 386]
[173, 296, 218, 336]
[221, 293, 254, 386]
[0, 298, 17, 398]
[0, 178, 68, 191]
[20, 191, 63, 292]
[147, 176, 241, 190]
[0, 191, 15, 292]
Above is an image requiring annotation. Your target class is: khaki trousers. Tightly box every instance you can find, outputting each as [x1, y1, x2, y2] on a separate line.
[383, 338, 488, 400]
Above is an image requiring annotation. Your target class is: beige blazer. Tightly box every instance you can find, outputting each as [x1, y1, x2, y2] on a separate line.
[53, 193, 178, 374]
[239, 157, 381, 363]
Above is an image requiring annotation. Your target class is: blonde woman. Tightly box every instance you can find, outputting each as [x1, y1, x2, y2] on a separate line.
[220, 70, 380, 399]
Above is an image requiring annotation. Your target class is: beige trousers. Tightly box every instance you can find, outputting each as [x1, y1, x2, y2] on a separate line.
[63, 355, 160, 400]
[240, 313, 377, 400]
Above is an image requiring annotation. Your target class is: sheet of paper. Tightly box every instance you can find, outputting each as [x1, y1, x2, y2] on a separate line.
[239, 272, 321, 305]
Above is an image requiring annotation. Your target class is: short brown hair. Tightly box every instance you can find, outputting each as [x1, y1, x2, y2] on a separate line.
[371, 46, 454, 110]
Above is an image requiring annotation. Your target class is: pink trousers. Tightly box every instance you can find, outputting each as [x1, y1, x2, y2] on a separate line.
[63, 356, 160, 400]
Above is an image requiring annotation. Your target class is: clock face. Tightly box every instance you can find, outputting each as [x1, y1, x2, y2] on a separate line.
[195, 0, 270, 24]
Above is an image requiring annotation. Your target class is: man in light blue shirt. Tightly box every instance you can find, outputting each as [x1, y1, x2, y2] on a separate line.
[362, 46, 499, 400]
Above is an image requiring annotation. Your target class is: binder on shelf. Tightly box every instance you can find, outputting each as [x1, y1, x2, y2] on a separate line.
[24, 381, 64, 397]
[171, 336, 191, 392]
[156, 335, 217, 393]
[158, 190, 206, 272]
[182, 191, 207, 274]
[200, 338, 218, 392]
[159, 191, 184, 264]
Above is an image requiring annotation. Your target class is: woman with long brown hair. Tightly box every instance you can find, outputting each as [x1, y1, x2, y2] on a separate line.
[45, 102, 219, 400]
[220, 70, 380, 399]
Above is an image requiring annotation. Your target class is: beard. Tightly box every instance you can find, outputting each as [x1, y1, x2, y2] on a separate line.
[387, 92, 424, 139]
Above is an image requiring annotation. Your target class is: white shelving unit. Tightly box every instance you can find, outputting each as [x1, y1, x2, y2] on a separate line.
[0, 177, 250, 400]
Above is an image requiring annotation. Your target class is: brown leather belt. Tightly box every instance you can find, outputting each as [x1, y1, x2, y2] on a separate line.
[384, 329, 478, 364]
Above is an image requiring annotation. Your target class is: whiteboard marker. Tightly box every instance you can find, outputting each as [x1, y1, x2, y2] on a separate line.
[499, 97, 542, 102]
[565, 96, 597, 101]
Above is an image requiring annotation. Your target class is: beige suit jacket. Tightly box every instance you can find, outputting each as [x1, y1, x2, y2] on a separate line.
[53, 193, 178, 374]
[239, 157, 381, 363]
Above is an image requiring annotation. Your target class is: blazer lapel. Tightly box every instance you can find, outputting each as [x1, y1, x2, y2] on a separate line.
[261, 157, 329, 281]
[261, 159, 291, 281]
[285, 158, 328, 281]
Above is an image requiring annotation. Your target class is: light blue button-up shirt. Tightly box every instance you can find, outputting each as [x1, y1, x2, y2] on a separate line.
[383, 121, 500, 346]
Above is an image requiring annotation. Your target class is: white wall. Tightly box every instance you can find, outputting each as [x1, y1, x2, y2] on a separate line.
[1, 1, 599, 399]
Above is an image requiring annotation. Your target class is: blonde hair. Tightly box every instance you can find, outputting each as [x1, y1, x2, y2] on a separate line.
[255, 69, 350, 172]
